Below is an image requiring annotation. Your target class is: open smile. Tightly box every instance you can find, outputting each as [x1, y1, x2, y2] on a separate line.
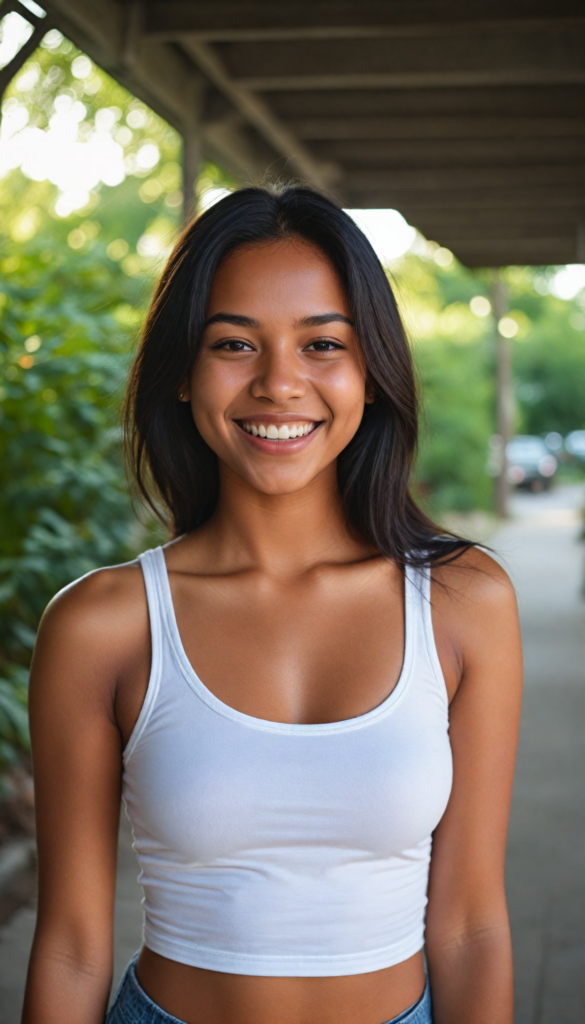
[234, 419, 323, 451]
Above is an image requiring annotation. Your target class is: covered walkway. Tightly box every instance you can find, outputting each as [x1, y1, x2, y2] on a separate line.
[3, 0, 584, 265]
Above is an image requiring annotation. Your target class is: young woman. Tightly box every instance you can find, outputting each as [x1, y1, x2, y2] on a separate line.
[23, 185, 522, 1024]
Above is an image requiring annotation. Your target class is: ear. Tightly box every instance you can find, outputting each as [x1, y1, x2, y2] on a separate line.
[177, 382, 191, 402]
[364, 381, 376, 404]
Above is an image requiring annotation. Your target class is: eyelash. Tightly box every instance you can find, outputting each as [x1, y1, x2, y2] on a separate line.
[211, 338, 344, 352]
[305, 339, 344, 352]
[212, 339, 253, 352]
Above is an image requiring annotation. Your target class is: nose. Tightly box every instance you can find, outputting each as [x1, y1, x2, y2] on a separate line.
[250, 340, 306, 405]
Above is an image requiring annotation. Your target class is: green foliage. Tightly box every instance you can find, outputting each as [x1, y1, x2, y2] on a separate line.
[0, 232, 143, 769]
[394, 256, 585, 509]
[0, 29, 236, 775]
[0, 33, 179, 772]
[415, 337, 494, 512]
[394, 254, 495, 512]
[510, 291, 585, 435]
[0, 666, 30, 773]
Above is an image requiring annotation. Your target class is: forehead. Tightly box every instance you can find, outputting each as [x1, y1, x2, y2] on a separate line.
[206, 239, 351, 319]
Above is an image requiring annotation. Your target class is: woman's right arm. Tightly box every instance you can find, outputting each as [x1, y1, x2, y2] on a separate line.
[22, 566, 149, 1024]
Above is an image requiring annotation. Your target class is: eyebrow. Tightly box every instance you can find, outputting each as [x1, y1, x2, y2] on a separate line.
[297, 313, 354, 328]
[205, 312, 259, 328]
[204, 311, 354, 330]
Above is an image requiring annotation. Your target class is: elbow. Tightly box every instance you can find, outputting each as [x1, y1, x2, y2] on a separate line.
[425, 915, 512, 967]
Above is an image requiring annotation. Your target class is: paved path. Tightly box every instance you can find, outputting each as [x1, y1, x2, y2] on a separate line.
[0, 485, 583, 1021]
[495, 484, 585, 1024]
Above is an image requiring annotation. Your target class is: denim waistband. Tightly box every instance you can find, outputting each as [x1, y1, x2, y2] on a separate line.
[105, 953, 433, 1024]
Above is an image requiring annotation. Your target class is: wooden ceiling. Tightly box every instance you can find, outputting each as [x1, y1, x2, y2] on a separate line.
[12, 1, 585, 265]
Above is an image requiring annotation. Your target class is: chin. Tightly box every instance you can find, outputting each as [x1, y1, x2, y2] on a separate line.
[248, 472, 319, 497]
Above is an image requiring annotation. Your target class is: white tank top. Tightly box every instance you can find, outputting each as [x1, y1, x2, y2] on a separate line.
[122, 547, 453, 976]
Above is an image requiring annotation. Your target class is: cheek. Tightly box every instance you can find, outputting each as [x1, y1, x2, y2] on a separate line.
[320, 364, 366, 432]
[190, 362, 240, 431]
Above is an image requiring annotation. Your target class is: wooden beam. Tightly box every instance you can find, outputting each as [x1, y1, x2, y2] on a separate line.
[180, 37, 340, 190]
[451, 238, 579, 266]
[237, 68, 585, 92]
[398, 208, 584, 229]
[146, 18, 585, 44]
[40, 0, 200, 129]
[310, 137, 585, 165]
[142, 0, 585, 38]
[38, 0, 272, 181]
[219, 28, 585, 92]
[290, 116, 585, 141]
[347, 164, 585, 191]
[269, 85, 585, 122]
[346, 186, 585, 210]
[411, 221, 581, 242]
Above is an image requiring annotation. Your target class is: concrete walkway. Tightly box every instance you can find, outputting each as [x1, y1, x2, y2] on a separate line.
[496, 484, 585, 1024]
[0, 484, 583, 1022]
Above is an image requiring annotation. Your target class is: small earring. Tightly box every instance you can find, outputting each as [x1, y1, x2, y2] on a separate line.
[179, 392, 184, 399]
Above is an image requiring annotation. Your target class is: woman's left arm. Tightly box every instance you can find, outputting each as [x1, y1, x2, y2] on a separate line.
[425, 551, 523, 1024]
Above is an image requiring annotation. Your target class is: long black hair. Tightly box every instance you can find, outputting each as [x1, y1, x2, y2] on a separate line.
[124, 183, 470, 569]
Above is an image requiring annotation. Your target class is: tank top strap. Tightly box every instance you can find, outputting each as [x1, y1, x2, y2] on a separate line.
[403, 561, 448, 707]
[123, 547, 167, 762]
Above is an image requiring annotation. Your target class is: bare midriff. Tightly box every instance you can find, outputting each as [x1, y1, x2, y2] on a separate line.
[135, 947, 426, 1024]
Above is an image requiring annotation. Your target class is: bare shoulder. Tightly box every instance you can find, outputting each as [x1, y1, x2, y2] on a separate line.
[432, 545, 517, 614]
[41, 560, 146, 636]
[32, 561, 150, 698]
[430, 546, 521, 699]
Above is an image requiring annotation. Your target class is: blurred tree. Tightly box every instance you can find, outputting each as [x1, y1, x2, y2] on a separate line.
[395, 252, 495, 513]
[0, 28, 231, 779]
[505, 269, 585, 435]
[0, 231, 144, 777]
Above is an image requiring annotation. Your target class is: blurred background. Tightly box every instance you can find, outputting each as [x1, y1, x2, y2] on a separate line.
[0, 3, 584, 1023]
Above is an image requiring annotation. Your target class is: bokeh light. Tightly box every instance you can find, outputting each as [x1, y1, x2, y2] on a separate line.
[345, 209, 416, 265]
[470, 295, 492, 317]
[549, 265, 585, 301]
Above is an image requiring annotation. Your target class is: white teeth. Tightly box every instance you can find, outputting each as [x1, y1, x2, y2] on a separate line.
[241, 422, 315, 439]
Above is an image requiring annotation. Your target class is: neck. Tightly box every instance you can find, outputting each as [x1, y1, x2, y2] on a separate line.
[200, 462, 369, 578]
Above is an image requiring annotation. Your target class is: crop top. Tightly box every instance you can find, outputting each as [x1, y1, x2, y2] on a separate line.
[121, 546, 453, 976]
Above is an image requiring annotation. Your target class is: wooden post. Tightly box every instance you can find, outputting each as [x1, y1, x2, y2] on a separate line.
[492, 270, 512, 519]
[182, 128, 201, 227]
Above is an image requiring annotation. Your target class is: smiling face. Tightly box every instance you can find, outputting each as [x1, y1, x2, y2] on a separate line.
[181, 237, 371, 497]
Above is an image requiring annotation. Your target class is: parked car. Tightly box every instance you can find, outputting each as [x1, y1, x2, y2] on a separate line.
[506, 435, 557, 491]
[565, 430, 585, 462]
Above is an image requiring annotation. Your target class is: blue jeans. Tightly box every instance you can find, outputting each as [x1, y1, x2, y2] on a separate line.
[105, 953, 433, 1024]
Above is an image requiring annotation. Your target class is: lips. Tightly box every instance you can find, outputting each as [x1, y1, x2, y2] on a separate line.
[234, 419, 322, 450]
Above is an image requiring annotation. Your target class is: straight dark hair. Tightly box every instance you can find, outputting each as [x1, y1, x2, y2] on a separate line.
[124, 183, 470, 569]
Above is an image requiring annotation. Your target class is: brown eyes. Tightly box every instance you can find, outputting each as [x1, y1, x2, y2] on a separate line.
[212, 339, 254, 352]
[211, 338, 344, 353]
[304, 340, 344, 352]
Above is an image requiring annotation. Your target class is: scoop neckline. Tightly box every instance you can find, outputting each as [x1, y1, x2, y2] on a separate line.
[152, 546, 416, 736]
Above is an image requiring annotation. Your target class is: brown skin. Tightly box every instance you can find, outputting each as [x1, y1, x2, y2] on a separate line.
[23, 239, 522, 1024]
